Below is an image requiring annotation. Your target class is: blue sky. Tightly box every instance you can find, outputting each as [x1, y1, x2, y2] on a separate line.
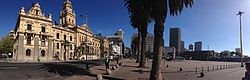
[0, 0, 250, 55]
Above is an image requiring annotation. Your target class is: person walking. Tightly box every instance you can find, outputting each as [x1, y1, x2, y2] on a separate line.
[104, 56, 110, 69]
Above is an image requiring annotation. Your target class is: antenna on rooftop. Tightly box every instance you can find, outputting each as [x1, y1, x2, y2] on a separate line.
[85, 15, 88, 24]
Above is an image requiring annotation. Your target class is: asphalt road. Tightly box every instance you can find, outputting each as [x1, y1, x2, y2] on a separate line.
[0, 60, 104, 80]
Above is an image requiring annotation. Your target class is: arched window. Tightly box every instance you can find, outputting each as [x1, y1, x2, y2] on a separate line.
[56, 33, 59, 39]
[26, 49, 31, 56]
[70, 45, 72, 50]
[70, 52, 73, 57]
[70, 36, 72, 41]
[41, 50, 45, 57]
[64, 35, 66, 40]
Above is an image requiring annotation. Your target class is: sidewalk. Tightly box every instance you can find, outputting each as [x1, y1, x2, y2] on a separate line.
[66, 59, 124, 80]
[65, 59, 245, 80]
[109, 59, 245, 80]
[109, 59, 153, 80]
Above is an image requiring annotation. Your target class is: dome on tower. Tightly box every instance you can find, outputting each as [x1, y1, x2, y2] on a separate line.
[64, 0, 72, 4]
[34, 3, 40, 8]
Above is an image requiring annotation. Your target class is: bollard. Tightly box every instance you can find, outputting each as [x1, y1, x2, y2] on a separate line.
[195, 67, 197, 74]
[96, 74, 103, 80]
[112, 66, 116, 70]
[202, 66, 204, 72]
[217, 65, 218, 70]
[200, 72, 205, 77]
[116, 64, 119, 68]
[213, 66, 214, 71]
[106, 69, 112, 75]
[119, 63, 122, 66]
[180, 67, 183, 71]
[207, 66, 209, 72]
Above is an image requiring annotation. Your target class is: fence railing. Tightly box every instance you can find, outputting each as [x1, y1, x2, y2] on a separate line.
[193, 64, 241, 74]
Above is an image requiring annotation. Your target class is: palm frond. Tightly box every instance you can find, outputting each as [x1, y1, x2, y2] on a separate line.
[169, 0, 193, 16]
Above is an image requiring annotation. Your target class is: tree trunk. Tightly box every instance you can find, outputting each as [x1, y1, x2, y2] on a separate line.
[139, 25, 147, 68]
[150, 21, 164, 80]
[136, 31, 141, 63]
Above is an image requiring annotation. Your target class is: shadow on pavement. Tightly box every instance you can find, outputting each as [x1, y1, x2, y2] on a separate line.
[40, 63, 89, 76]
[131, 69, 150, 74]
[122, 65, 138, 68]
[40, 63, 125, 80]
[63, 60, 103, 66]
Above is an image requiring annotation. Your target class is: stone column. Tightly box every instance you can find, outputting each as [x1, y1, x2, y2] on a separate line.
[33, 35, 39, 62]
[17, 34, 24, 61]
[48, 38, 53, 61]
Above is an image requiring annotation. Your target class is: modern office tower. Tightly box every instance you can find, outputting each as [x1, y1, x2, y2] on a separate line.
[189, 44, 194, 51]
[169, 28, 181, 55]
[181, 41, 185, 52]
[195, 41, 202, 51]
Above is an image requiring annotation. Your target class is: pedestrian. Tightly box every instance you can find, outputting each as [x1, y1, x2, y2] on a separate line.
[116, 56, 119, 64]
[37, 57, 40, 62]
[104, 57, 110, 69]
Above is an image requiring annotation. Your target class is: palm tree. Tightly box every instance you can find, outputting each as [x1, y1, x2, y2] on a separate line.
[124, 0, 151, 68]
[131, 37, 138, 60]
[149, 0, 193, 80]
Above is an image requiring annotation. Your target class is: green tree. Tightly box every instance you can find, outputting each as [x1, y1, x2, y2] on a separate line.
[0, 35, 14, 54]
[125, 0, 151, 68]
[150, 0, 193, 79]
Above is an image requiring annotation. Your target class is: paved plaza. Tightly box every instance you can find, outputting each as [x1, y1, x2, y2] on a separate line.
[0, 60, 103, 80]
[94, 59, 245, 80]
[0, 59, 246, 80]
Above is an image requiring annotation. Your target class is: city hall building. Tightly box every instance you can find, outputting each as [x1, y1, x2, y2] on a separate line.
[13, 0, 109, 62]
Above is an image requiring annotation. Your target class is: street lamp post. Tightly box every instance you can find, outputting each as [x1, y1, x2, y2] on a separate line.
[237, 11, 244, 67]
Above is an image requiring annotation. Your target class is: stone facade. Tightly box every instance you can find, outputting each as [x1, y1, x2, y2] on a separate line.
[12, 0, 109, 62]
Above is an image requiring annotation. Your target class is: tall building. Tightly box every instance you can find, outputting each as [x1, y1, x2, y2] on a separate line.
[169, 28, 181, 55]
[131, 33, 154, 53]
[195, 41, 202, 51]
[189, 44, 194, 51]
[181, 41, 185, 52]
[105, 29, 125, 55]
[12, 0, 109, 62]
